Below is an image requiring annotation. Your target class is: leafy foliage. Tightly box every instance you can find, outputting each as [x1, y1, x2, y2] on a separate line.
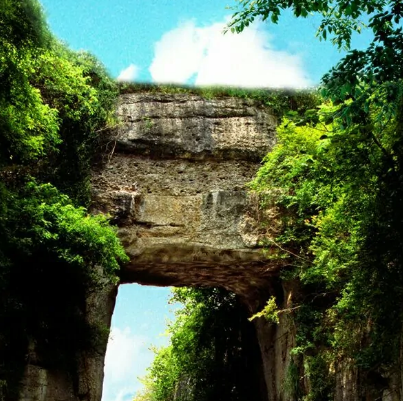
[134, 287, 263, 401]
[227, 0, 403, 397]
[0, 0, 117, 203]
[228, 0, 403, 84]
[249, 88, 403, 398]
[0, 1, 126, 397]
[228, 0, 403, 129]
[2, 182, 127, 278]
[248, 296, 279, 323]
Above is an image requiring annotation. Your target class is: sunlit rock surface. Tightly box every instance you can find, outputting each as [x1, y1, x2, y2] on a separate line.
[91, 92, 279, 297]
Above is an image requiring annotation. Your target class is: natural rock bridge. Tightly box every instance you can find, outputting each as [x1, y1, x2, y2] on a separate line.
[21, 91, 294, 401]
[92, 91, 280, 300]
[88, 91, 294, 401]
[19, 91, 396, 401]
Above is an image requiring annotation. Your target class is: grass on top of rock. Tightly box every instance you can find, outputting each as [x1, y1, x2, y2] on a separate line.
[118, 82, 321, 119]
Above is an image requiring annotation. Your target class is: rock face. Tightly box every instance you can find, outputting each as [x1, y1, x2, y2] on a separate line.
[91, 92, 280, 299]
[18, 279, 117, 401]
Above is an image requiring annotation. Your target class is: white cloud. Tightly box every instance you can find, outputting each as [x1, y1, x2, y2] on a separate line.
[102, 327, 153, 401]
[149, 19, 311, 88]
[117, 64, 139, 82]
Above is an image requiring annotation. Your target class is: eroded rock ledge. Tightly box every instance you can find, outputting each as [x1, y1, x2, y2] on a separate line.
[91, 92, 279, 298]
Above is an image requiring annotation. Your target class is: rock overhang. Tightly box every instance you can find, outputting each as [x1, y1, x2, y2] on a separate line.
[91, 91, 279, 296]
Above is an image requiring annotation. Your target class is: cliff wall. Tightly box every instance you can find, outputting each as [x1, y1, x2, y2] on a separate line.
[91, 92, 280, 299]
[89, 92, 297, 401]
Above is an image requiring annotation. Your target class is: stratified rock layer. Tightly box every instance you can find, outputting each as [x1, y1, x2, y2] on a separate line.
[91, 92, 279, 297]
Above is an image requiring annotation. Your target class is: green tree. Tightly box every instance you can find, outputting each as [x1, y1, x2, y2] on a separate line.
[228, 2, 403, 398]
[249, 93, 403, 398]
[0, 1, 127, 398]
[228, 0, 403, 88]
[135, 287, 264, 401]
[228, 0, 403, 131]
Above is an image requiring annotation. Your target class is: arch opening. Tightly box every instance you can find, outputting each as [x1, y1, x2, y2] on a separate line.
[102, 284, 174, 401]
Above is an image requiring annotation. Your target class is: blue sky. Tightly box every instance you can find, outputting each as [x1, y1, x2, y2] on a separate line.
[102, 285, 176, 401]
[41, 0, 371, 87]
[39, 1, 373, 400]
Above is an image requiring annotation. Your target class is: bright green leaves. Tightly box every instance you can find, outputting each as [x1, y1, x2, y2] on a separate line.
[249, 296, 280, 323]
[0, 1, 123, 396]
[227, 0, 403, 394]
[136, 288, 259, 401]
[253, 119, 325, 193]
[33, 45, 117, 128]
[0, 0, 58, 165]
[0, 93, 59, 163]
[251, 102, 378, 286]
[34, 51, 98, 122]
[0, 45, 60, 164]
[35, 44, 118, 204]
[143, 345, 179, 401]
[0, 1, 117, 199]
[0, 0, 123, 279]
[0, 8, 122, 271]
[250, 85, 403, 395]
[0, 41, 117, 166]
[228, 0, 403, 108]
[4, 182, 128, 281]
[0, 0, 51, 50]
[228, 0, 387, 49]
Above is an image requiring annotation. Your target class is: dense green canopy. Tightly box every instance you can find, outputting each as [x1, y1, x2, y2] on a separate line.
[0, 1, 127, 397]
[226, 0, 403, 399]
[228, 0, 403, 93]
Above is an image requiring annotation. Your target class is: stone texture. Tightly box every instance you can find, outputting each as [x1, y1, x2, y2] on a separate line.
[114, 93, 277, 160]
[91, 92, 280, 298]
[76, 280, 117, 401]
[19, 364, 75, 401]
[18, 275, 117, 401]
